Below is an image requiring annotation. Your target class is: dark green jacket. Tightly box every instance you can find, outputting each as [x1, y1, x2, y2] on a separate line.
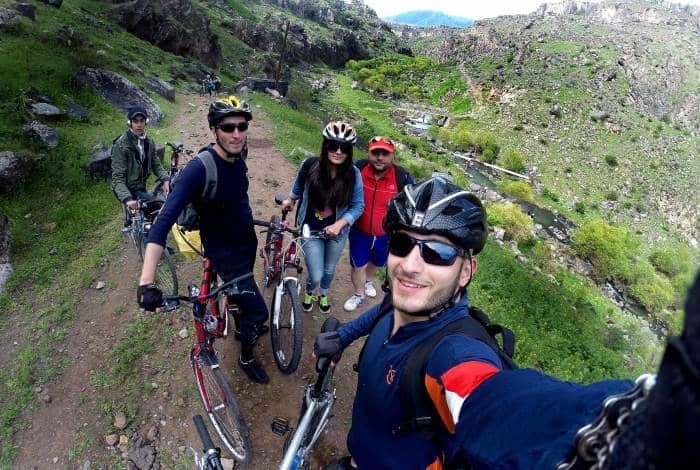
[111, 130, 169, 202]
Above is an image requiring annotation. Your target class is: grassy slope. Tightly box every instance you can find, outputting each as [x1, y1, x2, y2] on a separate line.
[0, 1, 197, 464]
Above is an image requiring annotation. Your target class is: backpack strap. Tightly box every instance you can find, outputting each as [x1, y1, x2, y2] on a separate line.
[393, 164, 410, 191]
[196, 150, 218, 202]
[393, 308, 516, 440]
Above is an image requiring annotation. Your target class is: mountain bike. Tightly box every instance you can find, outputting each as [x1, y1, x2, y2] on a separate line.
[124, 199, 178, 302]
[253, 195, 304, 374]
[273, 317, 341, 470]
[164, 261, 253, 464]
[191, 415, 224, 470]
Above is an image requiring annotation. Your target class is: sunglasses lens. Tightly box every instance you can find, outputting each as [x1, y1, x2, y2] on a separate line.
[328, 142, 351, 153]
[421, 241, 459, 266]
[389, 232, 459, 266]
[388, 232, 414, 257]
[218, 122, 248, 133]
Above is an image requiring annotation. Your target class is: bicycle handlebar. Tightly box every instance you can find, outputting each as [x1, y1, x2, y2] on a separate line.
[253, 219, 300, 236]
[193, 415, 224, 470]
[164, 272, 254, 305]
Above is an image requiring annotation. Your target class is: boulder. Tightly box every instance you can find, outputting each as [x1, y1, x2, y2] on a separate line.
[590, 109, 610, 122]
[66, 101, 89, 121]
[0, 7, 20, 26]
[31, 103, 63, 117]
[145, 78, 175, 102]
[109, 0, 223, 68]
[27, 88, 54, 104]
[39, 0, 62, 7]
[14, 3, 36, 20]
[74, 67, 164, 126]
[550, 104, 563, 118]
[24, 121, 58, 148]
[86, 145, 112, 181]
[234, 77, 288, 96]
[119, 59, 144, 75]
[0, 151, 31, 192]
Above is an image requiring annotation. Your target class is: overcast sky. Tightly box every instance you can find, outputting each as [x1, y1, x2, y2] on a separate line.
[363, 0, 700, 20]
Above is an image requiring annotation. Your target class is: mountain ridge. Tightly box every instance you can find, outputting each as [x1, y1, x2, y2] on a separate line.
[385, 9, 474, 27]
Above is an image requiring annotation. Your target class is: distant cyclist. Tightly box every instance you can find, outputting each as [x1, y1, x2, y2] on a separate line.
[137, 96, 271, 384]
[315, 175, 700, 469]
[111, 107, 170, 221]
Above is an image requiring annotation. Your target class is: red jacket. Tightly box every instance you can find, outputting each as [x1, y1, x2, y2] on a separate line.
[355, 165, 400, 236]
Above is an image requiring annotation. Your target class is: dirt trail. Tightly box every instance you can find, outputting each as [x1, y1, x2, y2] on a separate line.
[12, 94, 380, 469]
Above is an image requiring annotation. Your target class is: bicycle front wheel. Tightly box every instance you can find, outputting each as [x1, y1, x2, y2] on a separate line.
[154, 248, 178, 298]
[270, 278, 304, 374]
[192, 350, 252, 464]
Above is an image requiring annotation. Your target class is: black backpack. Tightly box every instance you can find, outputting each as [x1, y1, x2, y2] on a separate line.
[355, 159, 411, 191]
[355, 293, 516, 442]
[174, 149, 218, 231]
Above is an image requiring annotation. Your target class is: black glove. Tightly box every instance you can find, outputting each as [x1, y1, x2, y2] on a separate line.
[314, 331, 343, 358]
[137, 284, 163, 312]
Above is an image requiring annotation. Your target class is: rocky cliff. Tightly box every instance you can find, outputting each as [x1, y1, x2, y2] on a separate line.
[406, 0, 700, 135]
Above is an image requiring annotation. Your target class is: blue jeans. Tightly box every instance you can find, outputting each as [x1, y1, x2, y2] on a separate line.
[302, 235, 347, 295]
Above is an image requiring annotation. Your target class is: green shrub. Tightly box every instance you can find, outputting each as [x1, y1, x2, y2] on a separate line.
[605, 154, 618, 167]
[649, 245, 694, 277]
[571, 220, 638, 281]
[629, 261, 674, 312]
[574, 201, 587, 214]
[502, 180, 534, 202]
[474, 131, 500, 162]
[532, 240, 556, 273]
[542, 187, 559, 202]
[487, 203, 533, 241]
[502, 148, 526, 173]
[605, 191, 619, 201]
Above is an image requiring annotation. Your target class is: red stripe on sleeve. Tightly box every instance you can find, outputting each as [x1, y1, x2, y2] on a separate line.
[441, 361, 499, 398]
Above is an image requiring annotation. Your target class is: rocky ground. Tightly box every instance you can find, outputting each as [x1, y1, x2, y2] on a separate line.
[11, 94, 379, 469]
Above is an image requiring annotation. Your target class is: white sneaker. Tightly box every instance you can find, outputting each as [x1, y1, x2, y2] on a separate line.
[343, 293, 364, 312]
[364, 281, 377, 298]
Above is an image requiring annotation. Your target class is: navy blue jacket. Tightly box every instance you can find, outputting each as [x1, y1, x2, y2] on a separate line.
[338, 298, 633, 469]
[148, 146, 256, 272]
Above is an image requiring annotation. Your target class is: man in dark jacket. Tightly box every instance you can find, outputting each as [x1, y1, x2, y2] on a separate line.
[111, 107, 170, 211]
[136, 96, 270, 384]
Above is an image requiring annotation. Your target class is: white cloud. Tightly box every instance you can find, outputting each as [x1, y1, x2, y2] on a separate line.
[363, 0, 700, 20]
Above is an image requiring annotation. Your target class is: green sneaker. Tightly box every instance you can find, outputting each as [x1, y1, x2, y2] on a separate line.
[319, 294, 331, 314]
[303, 292, 317, 312]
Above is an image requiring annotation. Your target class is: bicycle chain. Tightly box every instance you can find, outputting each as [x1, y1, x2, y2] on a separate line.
[556, 374, 656, 470]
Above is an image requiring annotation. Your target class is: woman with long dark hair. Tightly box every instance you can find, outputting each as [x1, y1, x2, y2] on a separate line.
[281, 121, 364, 313]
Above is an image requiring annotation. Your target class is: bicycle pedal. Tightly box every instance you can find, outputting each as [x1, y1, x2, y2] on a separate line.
[271, 417, 291, 435]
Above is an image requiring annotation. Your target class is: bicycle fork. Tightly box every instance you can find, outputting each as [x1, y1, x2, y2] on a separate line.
[279, 388, 335, 470]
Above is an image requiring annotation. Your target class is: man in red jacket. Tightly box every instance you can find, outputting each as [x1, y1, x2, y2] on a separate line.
[344, 136, 413, 312]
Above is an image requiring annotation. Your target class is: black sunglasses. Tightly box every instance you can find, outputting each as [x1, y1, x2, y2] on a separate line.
[326, 141, 352, 153]
[388, 231, 465, 266]
[217, 122, 249, 133]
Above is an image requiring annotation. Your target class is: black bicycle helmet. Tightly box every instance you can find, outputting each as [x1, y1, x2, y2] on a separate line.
[383, 175, 487, 255]
[127, 106, 148, 121]
[207, 95, 252, 127]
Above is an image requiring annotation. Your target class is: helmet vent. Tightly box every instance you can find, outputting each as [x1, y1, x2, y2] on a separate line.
[442, 205, 462, 216]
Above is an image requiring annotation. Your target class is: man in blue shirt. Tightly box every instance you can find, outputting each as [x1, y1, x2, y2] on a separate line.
[137, 96, 270, 384]
[315, 176, 700, 469]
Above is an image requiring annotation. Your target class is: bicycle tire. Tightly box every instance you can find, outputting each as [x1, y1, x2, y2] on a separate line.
[191, 349, 252, 464]
[136, 225, 146, 262]
[263, 215, 281, 288]
[154, 247, 178, 298]
[270, 278, 304, 373]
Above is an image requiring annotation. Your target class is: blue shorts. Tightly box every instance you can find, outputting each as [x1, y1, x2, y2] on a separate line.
[348, 228, 389, 268]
